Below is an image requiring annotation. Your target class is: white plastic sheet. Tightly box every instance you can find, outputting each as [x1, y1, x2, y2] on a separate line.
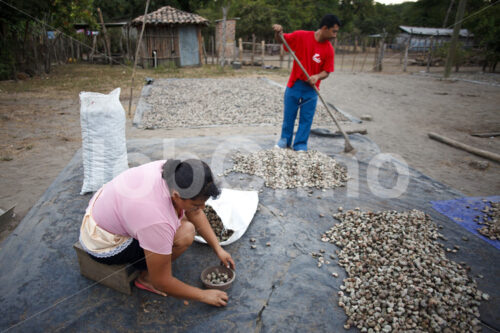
[195, 188, 259, 246]
[79, 88, 128, 194]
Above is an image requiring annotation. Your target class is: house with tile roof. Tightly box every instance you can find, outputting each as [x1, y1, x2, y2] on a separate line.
[132, 6, 208, 67]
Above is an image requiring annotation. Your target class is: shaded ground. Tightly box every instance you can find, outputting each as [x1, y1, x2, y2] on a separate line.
[0, 63, 499, 243]
[0, 135, 498, 332]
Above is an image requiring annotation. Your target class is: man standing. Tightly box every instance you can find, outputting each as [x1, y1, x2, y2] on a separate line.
[273, 15, 340, 151]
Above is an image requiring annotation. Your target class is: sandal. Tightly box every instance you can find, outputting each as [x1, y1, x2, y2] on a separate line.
[134, 279, 167, 296]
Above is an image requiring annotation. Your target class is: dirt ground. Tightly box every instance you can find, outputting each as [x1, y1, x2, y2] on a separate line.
[0, 61, 499, 242]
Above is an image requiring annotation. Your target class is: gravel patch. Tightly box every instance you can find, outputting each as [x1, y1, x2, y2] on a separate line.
[202, 205, 234, 242]
[323, 208, 485, 332]
[476, 200, 499, 240]
[141, 78, 349, 129]
[224, 147, 348, 189]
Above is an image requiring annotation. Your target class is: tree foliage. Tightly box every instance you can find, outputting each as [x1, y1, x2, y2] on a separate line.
[1, 0, 499, 79]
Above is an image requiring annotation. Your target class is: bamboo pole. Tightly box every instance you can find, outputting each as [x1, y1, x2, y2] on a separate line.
[97, 8, 112, 65]
[428, 132, 500, 163]
[128, 0, 150, 117]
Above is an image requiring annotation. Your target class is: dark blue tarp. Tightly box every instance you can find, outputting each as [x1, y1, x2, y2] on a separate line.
[0, 134, 498, 332]
[431, 196, 500, 251]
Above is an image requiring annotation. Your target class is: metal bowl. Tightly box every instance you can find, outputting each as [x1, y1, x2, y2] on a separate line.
[200, 265, 235, 291]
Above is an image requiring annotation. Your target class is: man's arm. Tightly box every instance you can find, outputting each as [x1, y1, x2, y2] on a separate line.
[186, 208, 235, 269]
[308, 70, 330, 86]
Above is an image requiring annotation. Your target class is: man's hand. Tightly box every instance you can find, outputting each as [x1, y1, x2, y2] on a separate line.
[307, 71, 329, 86]
[201, 289, 229, 307]
[272, 24, 283, 33]
[216, 247, 236, 270]
[307, 74, 320, 86]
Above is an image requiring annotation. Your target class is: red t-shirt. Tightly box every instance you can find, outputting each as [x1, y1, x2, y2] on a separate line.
[283, 30, 335, 89]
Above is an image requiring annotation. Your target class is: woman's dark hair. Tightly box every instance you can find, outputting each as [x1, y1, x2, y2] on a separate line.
[319, 14, 341, 29]
[162, 159, 220, 200]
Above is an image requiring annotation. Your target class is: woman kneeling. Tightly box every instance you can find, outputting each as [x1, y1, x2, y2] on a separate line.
[79, 159, 235, 307]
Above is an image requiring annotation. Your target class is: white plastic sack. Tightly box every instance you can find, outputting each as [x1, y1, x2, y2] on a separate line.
[79, 88, 128, 194]
[195, 188, 259, 246]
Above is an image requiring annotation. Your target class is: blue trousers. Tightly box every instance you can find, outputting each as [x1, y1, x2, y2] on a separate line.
[278, 80, 318, 151]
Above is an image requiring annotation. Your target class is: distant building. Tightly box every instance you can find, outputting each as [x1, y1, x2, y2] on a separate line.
[396, 25, 474, 51]
[132, 6, 208, 67]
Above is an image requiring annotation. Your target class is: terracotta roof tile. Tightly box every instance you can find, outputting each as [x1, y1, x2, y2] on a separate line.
[133, 6, 208, 25]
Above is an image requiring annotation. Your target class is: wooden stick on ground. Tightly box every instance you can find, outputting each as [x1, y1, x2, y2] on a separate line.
[279, 33, 354, 153]
[428, 132, 500, 163]
[470, 132, 500, 138]
[128, 0, 150, 117]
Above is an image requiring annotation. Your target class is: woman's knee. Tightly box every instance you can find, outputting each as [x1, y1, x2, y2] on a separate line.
[174, 221, 195, 247]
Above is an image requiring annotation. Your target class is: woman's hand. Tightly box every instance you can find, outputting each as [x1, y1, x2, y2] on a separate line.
[216, 247, 235, 270]
[201, 289, 229, 307]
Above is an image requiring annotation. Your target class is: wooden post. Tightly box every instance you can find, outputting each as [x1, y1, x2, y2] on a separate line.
[251, 34, 255, 65]
[373, 39, 379, 71]
[378, 41, 385, 72]
[233, 40, 237, 63]
[211, 35, 215, 64]
[340, 40, 345, 71]
[215, 35, 219, 65]
[128, 0, 150, 117]
[426, 36, 434, 73]
[197, 27, 203, 66]
[42, 25, 50, 74]
[126, 25, 130, 61]
[32, 33, 39, 73]
[238, 38, 243, 63]
[97, 8, 112, 65]
[279, 44, 284, 68]
[76, 39, 81, 60]
[90, 35, 97, 63]
[444, 0, 466, 78]
[361, 46, 368, 72]
[52, 35, 59, 64]
[261, 40, 265, 66]
[69, 37, 74, 61]
[403, 41, 409, 72]
[119, 33, 124, 59]
[351, 51, 357, 72]
[202, 37, 208, 64]
[220, 6, 228, 67]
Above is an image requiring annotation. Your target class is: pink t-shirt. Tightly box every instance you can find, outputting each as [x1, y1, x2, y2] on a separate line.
[91, 160, 183, 255]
